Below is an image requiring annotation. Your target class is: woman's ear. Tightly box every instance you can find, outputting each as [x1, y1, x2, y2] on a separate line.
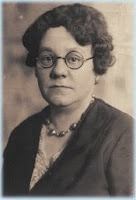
[94, 75, 100, 85]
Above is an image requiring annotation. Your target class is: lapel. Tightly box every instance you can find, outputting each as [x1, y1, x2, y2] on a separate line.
[12, 112, 43, 193]
[23, 107, 53, 191]
[29, 99, 114, 195]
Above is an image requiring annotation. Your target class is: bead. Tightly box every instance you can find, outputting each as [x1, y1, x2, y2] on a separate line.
[59, 131, 66, 137]
[45, 119, 51, 125]
[49, 129, 57, 136]
[65, 129, 70, 134]
[70, 123, 77, 130]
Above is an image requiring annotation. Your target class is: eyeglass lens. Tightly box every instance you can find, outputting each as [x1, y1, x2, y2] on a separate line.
[37, 50, 84, 69]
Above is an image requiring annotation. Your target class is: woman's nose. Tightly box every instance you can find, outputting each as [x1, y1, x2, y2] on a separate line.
[50, 58, 68, 78]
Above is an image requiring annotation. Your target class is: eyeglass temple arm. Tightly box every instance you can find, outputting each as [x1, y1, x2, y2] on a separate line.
[85, 56, 94, 61]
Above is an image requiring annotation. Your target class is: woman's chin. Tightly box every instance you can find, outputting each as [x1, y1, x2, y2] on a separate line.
[44, 96, 74, 108]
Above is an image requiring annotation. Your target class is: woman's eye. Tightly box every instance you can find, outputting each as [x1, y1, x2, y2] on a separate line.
[69, 56, 80, 63]
[71, 57, 77, 62]
[40, 56, 54, 65]
[43, 56, 52, 61]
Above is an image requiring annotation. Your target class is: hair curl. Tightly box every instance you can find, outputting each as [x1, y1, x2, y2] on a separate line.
[22, 3, 115, 75]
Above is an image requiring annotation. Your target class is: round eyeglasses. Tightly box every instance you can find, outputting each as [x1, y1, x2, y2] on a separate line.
[36, 50, 94, 70]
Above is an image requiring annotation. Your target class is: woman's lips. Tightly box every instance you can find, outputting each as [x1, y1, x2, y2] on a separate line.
[50, 85, 72, 89]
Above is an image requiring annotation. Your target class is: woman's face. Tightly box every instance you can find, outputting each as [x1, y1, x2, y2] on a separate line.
[35, 26, 95, 108]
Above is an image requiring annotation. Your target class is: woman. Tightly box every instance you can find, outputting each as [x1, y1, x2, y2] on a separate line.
[3, 3, 133, 196]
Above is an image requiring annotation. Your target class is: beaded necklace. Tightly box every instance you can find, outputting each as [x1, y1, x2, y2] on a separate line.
[44, 97, 95, 137]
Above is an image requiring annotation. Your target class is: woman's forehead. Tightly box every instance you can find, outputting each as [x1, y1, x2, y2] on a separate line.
[39, 26, 92, 56]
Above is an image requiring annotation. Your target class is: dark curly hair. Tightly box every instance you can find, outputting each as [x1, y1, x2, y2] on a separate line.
[22, 3, 115, 75]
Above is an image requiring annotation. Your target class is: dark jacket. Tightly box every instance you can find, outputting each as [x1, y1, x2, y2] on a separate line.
[3, 98, 133, 196]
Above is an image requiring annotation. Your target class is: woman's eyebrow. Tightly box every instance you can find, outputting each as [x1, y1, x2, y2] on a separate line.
[66, 47, 90, 55]
[38, 47, 54, 53]
[38, 46, 91, 57]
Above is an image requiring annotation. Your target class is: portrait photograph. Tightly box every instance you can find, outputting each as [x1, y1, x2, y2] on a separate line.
[2, 1, 135, 197]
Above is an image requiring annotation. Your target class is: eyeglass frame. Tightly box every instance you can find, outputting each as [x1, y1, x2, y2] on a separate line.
[36, 50, 94, 70]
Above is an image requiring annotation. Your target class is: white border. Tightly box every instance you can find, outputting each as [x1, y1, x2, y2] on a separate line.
[0, 0, 136, 200]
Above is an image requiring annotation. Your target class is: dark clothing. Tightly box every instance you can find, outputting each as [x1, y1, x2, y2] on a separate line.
[3, 98, 133, 196]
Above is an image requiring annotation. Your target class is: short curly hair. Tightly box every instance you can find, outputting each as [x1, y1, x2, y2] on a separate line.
[22, 3, 115, 75]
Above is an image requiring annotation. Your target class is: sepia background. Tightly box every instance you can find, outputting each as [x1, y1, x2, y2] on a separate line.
[3, 2, 134, 148]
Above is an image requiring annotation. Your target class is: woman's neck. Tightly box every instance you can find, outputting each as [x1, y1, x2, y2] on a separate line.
[49, 95, 94, 132]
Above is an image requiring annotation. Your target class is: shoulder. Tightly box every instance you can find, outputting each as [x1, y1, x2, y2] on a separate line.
[95, 98, 133, 130]
[4, 106, 49, 150]
[88, 98, 134, 155]
[94, 99, 133, 164]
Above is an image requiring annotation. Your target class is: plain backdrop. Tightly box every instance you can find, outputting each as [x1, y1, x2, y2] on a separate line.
[3, 2, 134, 148]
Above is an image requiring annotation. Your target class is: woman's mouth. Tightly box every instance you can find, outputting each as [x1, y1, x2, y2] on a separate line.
[50, 85, 72, 89]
